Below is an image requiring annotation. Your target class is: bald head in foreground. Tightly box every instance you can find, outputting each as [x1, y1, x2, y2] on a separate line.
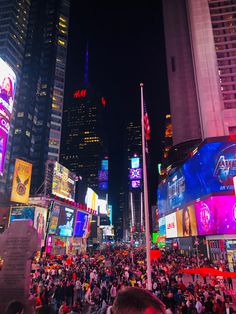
[111, 287, 166, 314]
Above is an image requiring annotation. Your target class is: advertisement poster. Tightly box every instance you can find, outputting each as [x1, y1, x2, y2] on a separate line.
[56, 206, 75, 237]
[85, 188, 98, 214]
[165, 213, 177, 238]
[10, 159, 32, 204]
[0, 207, 10, 233]
[176, 205, 198, 237]
[34, 207, 47, 247]
[0, 58, 16, 175]
[158, 217, 166, 237]
[10, 206, 35, 224]
[74, 211, 89, 237]
[48, 203, 60, 234]
[195, 196, 236, 235]
[52, 162, 76, 201]
[158, 141, 236, 215]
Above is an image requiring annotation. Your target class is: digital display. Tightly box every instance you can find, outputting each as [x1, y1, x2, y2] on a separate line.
[195, 195, 236, 235]
[165, 213, 177, 238]
[74, 211, 89, 237]
[0, 58, 16, 175]
[176, 205, 198, 237]
[56, 205, 75, 237]
[101, 159, 108, 171]
[131, 180, 140, 188]
[97, 198, 107, 215]
[48, 203, 60, 235]
[158, 141, 236, 215]
[151, 206, 158, 232]
[98, 170, 108, 181]
[85, 187, 98, 213]
[52, 162, 76, 201]
[10, 159, 32, 204]
[99, 181, 108, 190]
[34, 207, 47, 247]
[10, 206, 35, 224]
[129, 168, 142, 180]
[131, 157, 140, 169]
[158, 217, 166, 237]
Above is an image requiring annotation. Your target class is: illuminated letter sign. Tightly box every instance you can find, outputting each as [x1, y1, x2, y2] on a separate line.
[0, 58, 16, 175]
[73, 89, 87, 98]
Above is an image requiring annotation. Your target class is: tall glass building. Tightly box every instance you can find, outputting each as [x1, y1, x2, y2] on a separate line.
[9, 0, 70, 194]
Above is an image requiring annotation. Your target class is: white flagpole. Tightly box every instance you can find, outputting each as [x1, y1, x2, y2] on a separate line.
[140, 82, 152, 291]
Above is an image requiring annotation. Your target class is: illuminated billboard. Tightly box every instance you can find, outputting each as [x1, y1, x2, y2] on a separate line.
[0, 58, 16, 175]
[158, 217, 166, 237]
[74, 211, 89, 237]
[97, 198, 107, 215]
[10, 206, 35, 224]
[10, 159, 32, 204]
[56, 205, 75, 237]
[176, 205, 198, 237]
[131, 180, 140, 188]
[85, 187, 98, 214]
[195, 195, 236, 235]
[129, 168, 142, 180]
[101, 159, 108, 171]
[158, 140, 236, 215]
[52, 162, 76, 201]
[48, 203, 60, 234]
[34, 207, 47, 247]
[98, 170, 108, 181]
[99, 181, 108, 190]
[131, 157, 140, 169]
[165, 213, 177, 238]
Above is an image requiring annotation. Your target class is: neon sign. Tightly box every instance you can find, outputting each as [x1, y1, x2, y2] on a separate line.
[73, 89, 87, 98]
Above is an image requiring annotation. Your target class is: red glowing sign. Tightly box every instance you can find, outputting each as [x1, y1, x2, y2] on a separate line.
[101, 96, 106, 107]
[73, 89, 87, 98]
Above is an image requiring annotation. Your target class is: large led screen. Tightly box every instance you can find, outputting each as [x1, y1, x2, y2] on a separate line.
[158, 141, 236, 215]
[74, 211, 89, 237]
[56, 205, 75, 237]
[10, 206, 35, 224]
[85, 187, 98, 214]
[97, 199, 107, 215]
[48, 203, 60, 235]
[131, 157, 140, 169]
[165, 213, 177, 238]
[129, 168, 142, 180]
[195, 195, 236, 235]
[176, 205, 198, 237]
[52, 162, 76, 201]
[34, 207, 47, 246]
[158, 217, 166, 237]
[0, 58, 16, 175]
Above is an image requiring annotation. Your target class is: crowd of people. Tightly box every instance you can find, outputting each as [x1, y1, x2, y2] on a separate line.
[8, 246, 236, 314]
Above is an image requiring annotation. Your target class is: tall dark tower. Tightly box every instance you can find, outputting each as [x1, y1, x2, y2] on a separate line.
[60, 86, 108, 194]
[9, 0, 70, 194]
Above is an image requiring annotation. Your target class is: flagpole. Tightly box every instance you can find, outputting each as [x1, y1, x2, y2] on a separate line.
[140, 82, 152, 291]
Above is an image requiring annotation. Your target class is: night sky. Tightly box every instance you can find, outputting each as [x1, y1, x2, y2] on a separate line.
[65, 1, 170, 219]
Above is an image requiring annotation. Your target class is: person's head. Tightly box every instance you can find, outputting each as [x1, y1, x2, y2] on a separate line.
[111, 287, 166, 314]
[4, 300, 24, 314]
[182, 207, 192, 236]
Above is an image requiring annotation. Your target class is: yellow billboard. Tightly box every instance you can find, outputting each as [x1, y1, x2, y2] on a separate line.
[10, 159, 32, 203]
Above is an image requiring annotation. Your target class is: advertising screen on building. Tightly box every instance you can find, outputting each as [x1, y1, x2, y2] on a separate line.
[0, 58, 16, 175]
[158, 217, 166, 237]
[165, 213, 177, 238]
[151, 206, 159, 232]
[98, 198, 107, 215]
[34, 207, 47, 247]
[158, 140, 236, 215]
[129, 168, 142, 180]
[10, 206, 35, 224]
[10, 159, 32, 204]
[52, 162, 76, 201]
[48, 203, 60, 234]
[0, 206, 10, 233]
[74, 211, 89, 237]
[176, 205, 198, 237]
[85, 187, 98, 214]
[131, 180, 140, 188]
[131, 157, 140, 169]
[101, 159, 108, 171]
[98, 181, 108, 190]
[56, 205, 75, 237]
[195, 195, 236, 235]
[98, 170, 108, 181]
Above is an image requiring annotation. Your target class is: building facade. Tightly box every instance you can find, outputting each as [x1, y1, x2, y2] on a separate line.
[60, 86, 108, 195]
[163, 0, 236, 146]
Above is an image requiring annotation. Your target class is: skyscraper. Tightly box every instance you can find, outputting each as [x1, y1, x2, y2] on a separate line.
[163, 0, 236, 146]
[60, 86, 108, 194]
[0, 0, 31, 196]
[9, 0, 70, 194]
